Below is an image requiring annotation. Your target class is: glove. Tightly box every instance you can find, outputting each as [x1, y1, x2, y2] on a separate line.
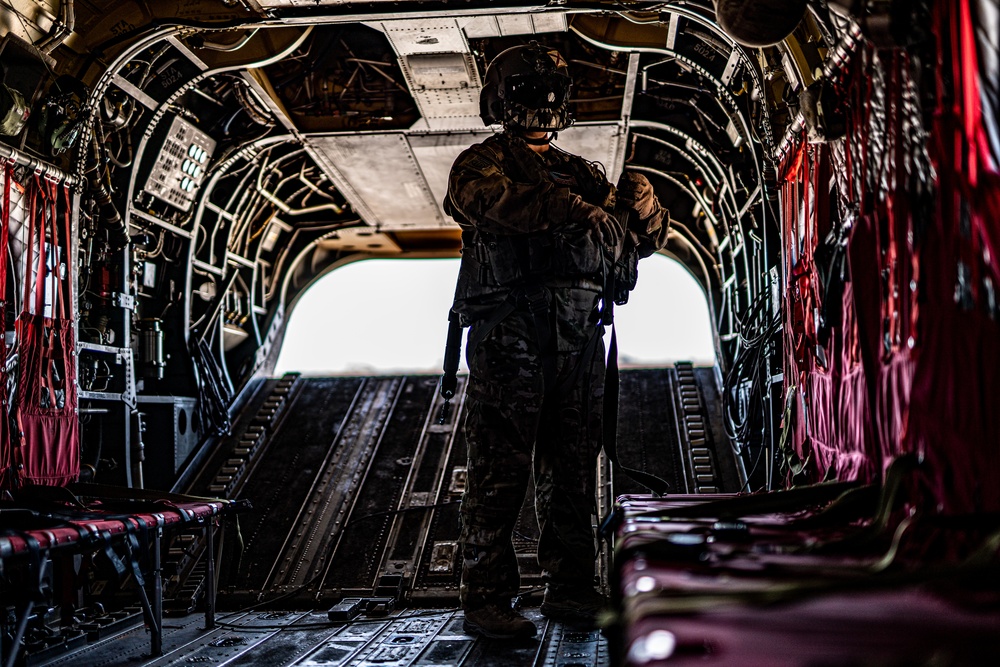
[617, 172, 659, 222]
[568, 194, 624, 249]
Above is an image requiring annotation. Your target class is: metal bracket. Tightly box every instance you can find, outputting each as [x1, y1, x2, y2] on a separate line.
[111, 292, 136, 310]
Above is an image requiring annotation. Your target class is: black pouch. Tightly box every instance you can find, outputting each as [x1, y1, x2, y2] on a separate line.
[481, 229, 603, 286]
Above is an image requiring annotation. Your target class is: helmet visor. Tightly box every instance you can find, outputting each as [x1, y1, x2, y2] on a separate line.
[505, 73, 571, 110]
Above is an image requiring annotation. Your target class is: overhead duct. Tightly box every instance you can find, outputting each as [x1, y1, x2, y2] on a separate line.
[364, 18, 482, 132]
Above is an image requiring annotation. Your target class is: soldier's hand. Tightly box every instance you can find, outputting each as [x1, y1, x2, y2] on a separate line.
[617, 172, 659, 221]
[595, 208, 625, 250]
[568, 194, 624, 248]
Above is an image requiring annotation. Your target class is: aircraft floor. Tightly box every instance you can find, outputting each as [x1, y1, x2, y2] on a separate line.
[35, 608, 608, 667]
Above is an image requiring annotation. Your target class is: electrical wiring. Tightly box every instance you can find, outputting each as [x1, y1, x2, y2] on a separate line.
[641, 89, 730, 138]
[189, 334, 232, 438]
[722, 286, 782, 491]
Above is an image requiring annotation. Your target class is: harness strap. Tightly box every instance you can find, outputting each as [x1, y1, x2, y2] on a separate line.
[459, 282, 559, 392]
[1, 164, 10, 487]
[521, 283, 557, 388]
[464, 293, 518, 365]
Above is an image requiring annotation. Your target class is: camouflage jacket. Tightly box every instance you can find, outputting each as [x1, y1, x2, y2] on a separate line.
[444, 133, 616, 327]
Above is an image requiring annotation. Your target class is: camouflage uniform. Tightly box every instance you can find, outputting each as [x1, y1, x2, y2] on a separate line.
[444, 132, 668, 611]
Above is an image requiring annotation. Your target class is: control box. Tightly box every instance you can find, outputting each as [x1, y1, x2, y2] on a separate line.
[143, 115, 215, 212]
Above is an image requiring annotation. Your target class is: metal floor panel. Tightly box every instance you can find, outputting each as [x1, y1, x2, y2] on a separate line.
[217, 377, 368, 597]
[34, 609, 608, 667]
[319, 375, 452, 599]
[34, 367, 730, 667]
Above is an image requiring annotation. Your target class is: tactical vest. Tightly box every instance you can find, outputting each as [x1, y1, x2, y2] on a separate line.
[449, 135, 611, 323]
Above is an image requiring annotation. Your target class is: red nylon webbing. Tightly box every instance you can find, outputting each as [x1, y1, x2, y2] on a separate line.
[13, 174, 79, 487]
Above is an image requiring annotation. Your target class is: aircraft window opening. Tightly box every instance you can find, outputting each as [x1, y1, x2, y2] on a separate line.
[273, 255, 716, 377]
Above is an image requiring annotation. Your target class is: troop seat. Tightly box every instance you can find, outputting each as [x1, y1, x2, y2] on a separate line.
[0, 484, 249, 666]
[607, 482, 1000, 666]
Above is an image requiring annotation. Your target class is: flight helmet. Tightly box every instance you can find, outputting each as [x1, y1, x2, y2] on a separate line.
[479, 43, 573, 132]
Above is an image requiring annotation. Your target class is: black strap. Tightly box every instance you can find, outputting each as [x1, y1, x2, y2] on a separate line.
[440, 309, 465, 401]
[600, 211, 673, 496]
[121, 527, 161, 641]
[602, 317, 672, 496]
[464, 294, 517, 364]
[521, 283, 557, 388]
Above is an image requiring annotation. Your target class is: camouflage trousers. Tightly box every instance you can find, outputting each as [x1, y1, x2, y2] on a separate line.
[459, 294, 605, 610]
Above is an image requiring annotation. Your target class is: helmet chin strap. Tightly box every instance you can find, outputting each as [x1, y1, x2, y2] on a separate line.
[518, 130, 557, 146]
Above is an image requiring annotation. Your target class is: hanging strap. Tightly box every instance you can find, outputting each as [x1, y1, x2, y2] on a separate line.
[1, 161, 9, 326]
[602, 306, 671, 496]
[0, 164, 9, 487]
[35, 176, 67, 410]
[464, 294, 517, 365]
[21, 175, 69, 321]
[521, 282, 557, 388]
[440, 309, 464, 402]
[600, 219, 671, 496]
[22, 176, 38, 317]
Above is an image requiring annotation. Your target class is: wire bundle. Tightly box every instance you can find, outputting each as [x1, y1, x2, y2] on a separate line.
[189, 335, 232, 438]
[722, 288, 782, 487]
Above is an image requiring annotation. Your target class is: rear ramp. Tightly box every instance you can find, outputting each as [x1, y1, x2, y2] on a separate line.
[177, 367, 735, 609]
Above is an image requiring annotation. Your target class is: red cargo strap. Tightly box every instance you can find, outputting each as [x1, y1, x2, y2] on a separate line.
[0, 163, 11, 490]
[13, 175, 79, 487]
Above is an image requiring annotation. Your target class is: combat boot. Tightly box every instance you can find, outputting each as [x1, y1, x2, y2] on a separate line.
[463, 604, 537, 639]
[540, 584, 610, 628]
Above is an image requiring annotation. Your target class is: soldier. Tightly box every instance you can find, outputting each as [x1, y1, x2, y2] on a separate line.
[444, 43, 669, 639]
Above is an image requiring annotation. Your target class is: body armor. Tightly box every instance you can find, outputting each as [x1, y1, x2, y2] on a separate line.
[445, 133, 613, 325]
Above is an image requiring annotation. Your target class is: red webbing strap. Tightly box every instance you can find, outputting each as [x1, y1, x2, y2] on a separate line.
[959, 1, 999, 278]
[11, 177, 43, 483]
[0, 164, 10, 489]
[883, 56, 901, 354]
[58, 183, 76, 405]
[12, 176, 30, 485]
[1, 162, 9, 324]
[14, 174, 80, 487]
[60, 183, 71, 321]
[958, 1, 980, 188]
[34, 176, 57, 410]
[785, 144, 820, 381]
[22, 177, 38, 319]
[45, 179, 66, 412]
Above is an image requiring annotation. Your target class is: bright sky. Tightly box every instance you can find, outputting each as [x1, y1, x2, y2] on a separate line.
[273, 255, 716, 376]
